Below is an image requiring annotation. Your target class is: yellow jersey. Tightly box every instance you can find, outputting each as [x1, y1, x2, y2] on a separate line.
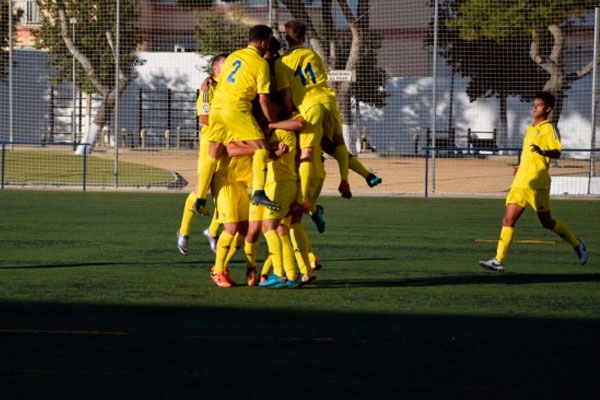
[274, 45, 336, 113]
[267, 128, 297, 183]
[512, 120, 562, 190]
[228, 155, 253, 188]
[211, 46, 271, 113]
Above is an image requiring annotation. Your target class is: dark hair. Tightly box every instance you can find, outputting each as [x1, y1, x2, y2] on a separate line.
[268, 37, 282, 56]
[211, 53, 228, 67]
[248, 25, 273, 42]
[285, 20, 306, 41]
[535, 91, 555, 108]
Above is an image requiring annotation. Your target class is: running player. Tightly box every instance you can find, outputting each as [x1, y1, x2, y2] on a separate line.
[479, 92, 588, 272]
[176, 54, 227, 255]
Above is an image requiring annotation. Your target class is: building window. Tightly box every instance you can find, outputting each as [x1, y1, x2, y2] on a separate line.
[21, 1, 40, 25]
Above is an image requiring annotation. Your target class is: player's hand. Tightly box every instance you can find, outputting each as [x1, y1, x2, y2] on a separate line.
[291, 201, 310, 215]
[191, 198, 210, 217]
[530, 144, 545, 156]
[338, 179, 352, 199]
[200, 76, 214, 92]
[274, 142, 288, 158]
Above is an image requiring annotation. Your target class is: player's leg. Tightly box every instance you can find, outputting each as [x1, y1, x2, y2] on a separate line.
[259, 218, 286, 288]
[203, 208, 220, 254]
[278, 223, 299, 282]
[323, 100, 352, 198]
[537, 205, 587, 265]
[244, 208, 263, 286]
[479, 200, 525, 272]
[176, 192, 198, 255]
[210, 185, 238, 287]
[194, 140, 225, 215]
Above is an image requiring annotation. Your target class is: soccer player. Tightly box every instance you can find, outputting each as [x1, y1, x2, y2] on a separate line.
[274, 20, 353, 214]
[176, 54, 227, 255]
[479, 91, 588, 272]
[192, 25, 280, 219]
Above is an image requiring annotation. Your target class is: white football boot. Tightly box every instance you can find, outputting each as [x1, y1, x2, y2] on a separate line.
[479, 258, 505, 272]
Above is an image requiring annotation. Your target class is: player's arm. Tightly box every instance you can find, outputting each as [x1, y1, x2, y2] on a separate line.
[270, 141, 288, 160]
[258, 93, 275, 124]
[227, 141, 255, 157]
[530, 144, 561, 159]
[268, 116, 305, 132]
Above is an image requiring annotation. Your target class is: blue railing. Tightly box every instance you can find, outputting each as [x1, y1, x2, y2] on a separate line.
[422, 146, 600, 198]
[1, 141, 90, 192]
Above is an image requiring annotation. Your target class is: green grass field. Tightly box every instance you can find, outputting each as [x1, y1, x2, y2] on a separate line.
[1, 190, 599, 399]
[2, 151, 174, 186]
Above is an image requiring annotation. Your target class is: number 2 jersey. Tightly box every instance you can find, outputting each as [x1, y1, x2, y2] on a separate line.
[274, 45, 336, 114]
[211, 46, 271, 113]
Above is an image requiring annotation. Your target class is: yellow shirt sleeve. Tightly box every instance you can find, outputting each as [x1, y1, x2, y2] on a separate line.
[274, 58, 290, 92]
[541, 123, 562, 152]
[196, 86, 212, 117]
[256, 59, 271, 95]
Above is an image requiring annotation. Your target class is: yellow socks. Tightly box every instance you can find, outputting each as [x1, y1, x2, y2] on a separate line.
[264, 229, 284, 277]
[179, 192, 197, 236]
[298, 160, 312, 204]
[214, 231, 235, 274]
[349, 154, 370, 179]
[208, 211, 220, 237]
[280, 233, 298, 281]
[197, 156, 218, 199]
[495, 226, 514, 263]
[224, 233, 244, 268]
[332, 144, 350, 181]
[244, 240, 259, 269]
[252, 148, 269, 193]
[552, 220, 579, 247]
[290, 223, 311, 276]
[261, 250, 273, 276]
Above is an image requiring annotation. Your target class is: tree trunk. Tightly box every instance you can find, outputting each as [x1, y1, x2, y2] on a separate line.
[75, 88, 119, 155]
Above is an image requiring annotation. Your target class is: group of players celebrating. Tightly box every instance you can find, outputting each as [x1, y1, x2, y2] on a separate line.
[176, 21, 382, 288]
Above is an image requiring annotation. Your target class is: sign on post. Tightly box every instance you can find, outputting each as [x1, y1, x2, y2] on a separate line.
[327, 70, 355, 82]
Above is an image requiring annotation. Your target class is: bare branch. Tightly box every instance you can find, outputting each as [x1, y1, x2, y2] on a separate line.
[568, 59, 594, 82]
[547, 24, 564, 65]
[105, 29, 127, 86]
[56, 1, 109, 96]
[337, 0, 360, 72]
[530, 29, 555, 75]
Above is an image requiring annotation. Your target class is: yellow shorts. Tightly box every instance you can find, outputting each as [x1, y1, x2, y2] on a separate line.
[299, 100, 342, 149]
[506, 187, 551, 212]
[249, 180, 297, 221]
[205, 108, 264, 145]
[215, 181, 250, 224]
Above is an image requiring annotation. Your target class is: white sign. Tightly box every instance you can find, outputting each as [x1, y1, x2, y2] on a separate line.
[327, 70, 355, 82]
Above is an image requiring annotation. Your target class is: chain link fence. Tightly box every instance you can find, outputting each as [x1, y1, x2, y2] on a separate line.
[0, 0, 598, 196]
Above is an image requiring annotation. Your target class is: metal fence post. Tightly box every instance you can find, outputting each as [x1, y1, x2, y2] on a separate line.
[424, 146, 429, 198]
[589, 7, 599, 194]
[1, 142, 5, 189]
[82, 144, 87, 192]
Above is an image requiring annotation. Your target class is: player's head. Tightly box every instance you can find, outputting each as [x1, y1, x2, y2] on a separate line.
[285, 20, 306, 46]
[211, 53, 228, 78]
[264, 37, 282, 63]
[533, 91, 555, 119]
[248, 25, 273, 55]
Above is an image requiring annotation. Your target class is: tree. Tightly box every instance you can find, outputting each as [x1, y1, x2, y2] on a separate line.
[0, 0, 23, 80]
[194, 8, 248, 56]
[449, 0, 596, 122]
[435, 0, 549, 147]
[34, 0, 139, 154]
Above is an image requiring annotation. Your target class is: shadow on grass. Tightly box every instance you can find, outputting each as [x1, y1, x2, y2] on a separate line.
[314, 273, 600, 289]
[0, 301, 598, 399]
